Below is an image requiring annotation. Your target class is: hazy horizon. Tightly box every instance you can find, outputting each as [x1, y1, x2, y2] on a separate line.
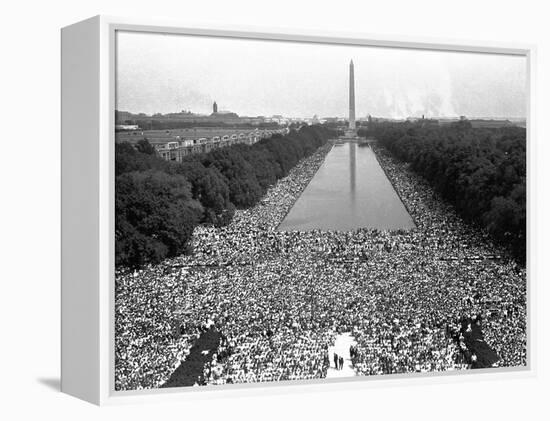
[116, 31, 527, 120]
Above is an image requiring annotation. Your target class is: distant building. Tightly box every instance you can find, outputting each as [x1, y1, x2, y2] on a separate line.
[270, 115, 290, 125]
[148, 128, 289, 162]
[213, 110, 239, 118]
[115, 124, 140, 131]
[115, 108, 277, 127]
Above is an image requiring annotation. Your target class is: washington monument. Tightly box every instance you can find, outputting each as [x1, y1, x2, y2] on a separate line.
[343, 59, 358, 140]
[349, 59, 356, 132]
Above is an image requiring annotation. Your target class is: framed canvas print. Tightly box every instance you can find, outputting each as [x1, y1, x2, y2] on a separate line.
[61, 16, 533, 405]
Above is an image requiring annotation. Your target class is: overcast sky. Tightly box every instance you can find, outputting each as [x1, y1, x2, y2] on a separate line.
[116, 31, 527, 119]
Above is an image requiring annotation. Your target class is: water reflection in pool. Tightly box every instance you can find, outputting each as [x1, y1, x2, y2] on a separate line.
[277, 143, 416, 231]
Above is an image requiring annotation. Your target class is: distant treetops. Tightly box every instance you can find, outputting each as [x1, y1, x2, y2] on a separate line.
[360, 120, 526, 263]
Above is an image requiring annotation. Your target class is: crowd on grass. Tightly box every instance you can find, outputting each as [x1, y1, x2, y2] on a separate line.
[115, 142, 526, 391]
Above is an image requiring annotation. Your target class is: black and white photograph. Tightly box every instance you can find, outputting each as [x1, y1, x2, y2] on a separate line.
[5, 0, 550, 418]
[114, 30, 527, 391]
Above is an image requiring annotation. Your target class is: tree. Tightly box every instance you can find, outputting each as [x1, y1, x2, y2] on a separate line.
[135, 139, 156, 155]
[173, 161, 235, 226]
[364, 120, 526, 262]
[115, 170, 203, 267]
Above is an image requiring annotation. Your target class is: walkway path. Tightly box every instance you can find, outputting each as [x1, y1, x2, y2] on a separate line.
[326, 332, 357, 378]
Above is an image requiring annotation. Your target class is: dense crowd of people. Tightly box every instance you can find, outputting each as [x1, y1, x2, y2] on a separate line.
[115, 142, 526, 391]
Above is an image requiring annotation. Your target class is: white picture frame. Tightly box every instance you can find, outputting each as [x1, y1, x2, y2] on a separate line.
[61, 15, 535, 405]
